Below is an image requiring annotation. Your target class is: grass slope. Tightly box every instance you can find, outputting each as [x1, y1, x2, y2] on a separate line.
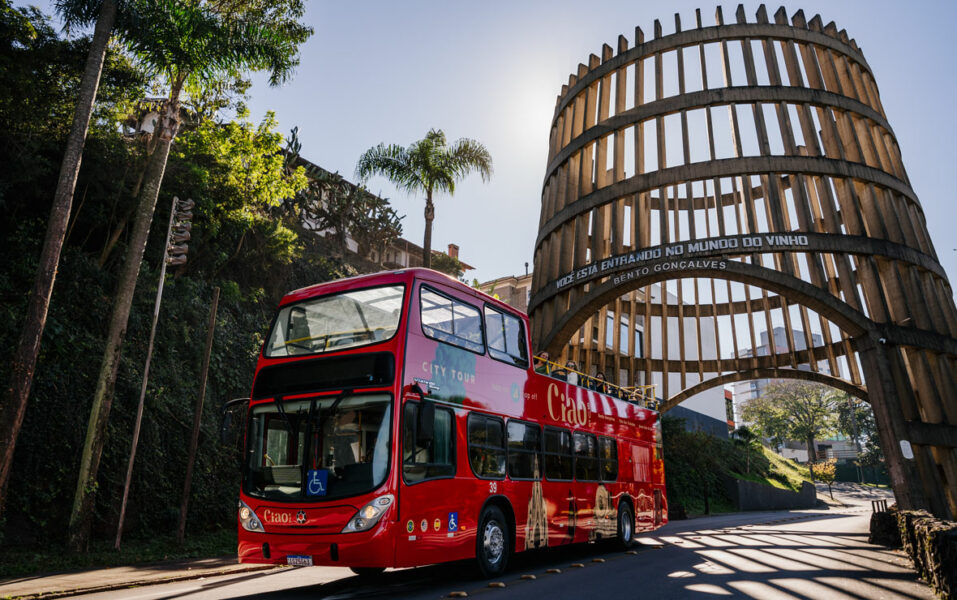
[662, 417, 813, 516]
[728, 446, 812, 492]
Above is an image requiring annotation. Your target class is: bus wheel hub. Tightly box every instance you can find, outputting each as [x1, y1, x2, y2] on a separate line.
[484, 522, 504, 563]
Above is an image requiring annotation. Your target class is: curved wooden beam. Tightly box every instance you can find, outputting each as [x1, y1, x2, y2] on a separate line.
[660, 367, 868, 414]
[535, 157, 918, 250]
[544, 86, 893, 183]
[552, 22, 871, 119]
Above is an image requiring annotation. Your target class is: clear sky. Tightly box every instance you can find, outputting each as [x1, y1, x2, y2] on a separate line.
[238, 0, 957, 287]
[29, 0, 957, 287]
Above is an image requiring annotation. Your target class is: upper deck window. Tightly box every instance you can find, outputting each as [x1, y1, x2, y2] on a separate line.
[264, 285, 405, 358]
[484, 306, 529, 368]
[419, 286, 485, 354]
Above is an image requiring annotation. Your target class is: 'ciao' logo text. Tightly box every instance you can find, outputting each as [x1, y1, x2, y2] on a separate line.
[546, 382, 588, 427]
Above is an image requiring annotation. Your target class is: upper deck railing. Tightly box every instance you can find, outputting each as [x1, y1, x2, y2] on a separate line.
[533, 358, 658, 410]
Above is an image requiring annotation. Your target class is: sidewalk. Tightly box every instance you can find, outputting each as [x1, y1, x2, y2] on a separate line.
[0, 557, 279, 600]
[814, 480, 894, 508]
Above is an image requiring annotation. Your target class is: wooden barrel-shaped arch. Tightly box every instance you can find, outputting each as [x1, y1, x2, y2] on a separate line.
[529, 5, 957, 518]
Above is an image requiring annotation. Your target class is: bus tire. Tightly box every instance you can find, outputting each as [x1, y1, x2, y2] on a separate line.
[616, 503, 634, 549]
[349, 567, 385, 578]
[476, 505, 510, 578]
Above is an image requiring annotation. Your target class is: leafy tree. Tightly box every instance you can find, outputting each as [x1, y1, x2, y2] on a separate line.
[168, 110, 308, 282]
[662, 417, 725, 515]
[351, 194, 403, 263]
[355, 129, 492, 269]
[0, 3, 339, 550]
[836, 394, 874, 451]
[307, 170, 365, 256]
[286, 132, 402, 264]
[732, 426, 761, 474]
[817, 458, 837, 499]
[0, 0, 131, 513]
[858, 437, 885, 469]
[742, 381, 838, 481]
[69, 0, 312, 551]
[431, 251, 466, 279]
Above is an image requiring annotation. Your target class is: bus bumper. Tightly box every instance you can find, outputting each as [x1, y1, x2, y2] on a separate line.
[238, 520, 398, 568]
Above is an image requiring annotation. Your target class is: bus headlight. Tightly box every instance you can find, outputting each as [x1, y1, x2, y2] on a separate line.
[239, 499, 264, 532]
[342, 494, 394, 533]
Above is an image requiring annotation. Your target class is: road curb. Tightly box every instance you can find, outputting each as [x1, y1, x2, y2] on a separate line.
[3, 564, 282, 600]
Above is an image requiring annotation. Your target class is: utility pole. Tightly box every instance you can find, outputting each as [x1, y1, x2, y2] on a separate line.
[114, 196, 192, 550]
[177, 286, 219, 544]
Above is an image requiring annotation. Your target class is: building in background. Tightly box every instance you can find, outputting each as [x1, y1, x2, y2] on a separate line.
[480, 272, 533, 313]
[728, 326, 828, 429]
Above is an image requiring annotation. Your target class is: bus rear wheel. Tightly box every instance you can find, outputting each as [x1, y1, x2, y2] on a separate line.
[476, 505, 510, 578]
[616, 503, 634, 549]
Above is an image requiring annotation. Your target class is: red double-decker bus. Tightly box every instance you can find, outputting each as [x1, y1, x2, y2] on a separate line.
[228, 268, 666, 577]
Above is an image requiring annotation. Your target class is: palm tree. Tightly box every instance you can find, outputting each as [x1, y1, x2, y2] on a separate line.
[68, 0, 312, 551]
[356, 129, 492, 269]
[0, 0, 127, 516]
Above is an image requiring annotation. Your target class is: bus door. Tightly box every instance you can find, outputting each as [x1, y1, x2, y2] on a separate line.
[394, 397, 469, 567]
[396, 280, 489, 566]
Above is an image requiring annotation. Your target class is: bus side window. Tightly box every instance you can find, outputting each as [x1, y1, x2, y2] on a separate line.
[599, 436, 618, 482]
[506, 420, 542, 479]
[403, 402, 455, 483]
[573, 432, 599, 481]
[420, 286, 485, 354]
[484, 306, 529, 368]
[467, 413, 506, 479]
[543, 427, 573, 480]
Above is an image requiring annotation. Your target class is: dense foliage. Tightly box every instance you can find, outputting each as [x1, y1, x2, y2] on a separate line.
[836, 394, 885, 468]
[741, 381, 838, 456]
[662, 417, 810, 515]
[0, 2, 356, 548]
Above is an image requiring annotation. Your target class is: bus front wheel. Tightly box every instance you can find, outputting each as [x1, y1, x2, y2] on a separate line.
[616, 503, 634, 549]
[476, 505, 510, 578]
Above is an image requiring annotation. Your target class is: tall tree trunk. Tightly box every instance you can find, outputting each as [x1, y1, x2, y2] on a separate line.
[806, 434, 816, 481]
[67, 92, 181, 552]
[0, 0, 117, 516]
[422, 190, 434, 269]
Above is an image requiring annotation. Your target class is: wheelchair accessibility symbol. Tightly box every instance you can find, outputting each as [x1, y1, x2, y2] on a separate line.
[448, 512, 458, 532]
[307, 469, 328, 497]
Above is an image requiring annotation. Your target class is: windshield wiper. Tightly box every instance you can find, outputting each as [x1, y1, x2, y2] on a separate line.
[283, 340, 313, 351]
[320, 391, 351, 420]
[273, 395, 297, 438]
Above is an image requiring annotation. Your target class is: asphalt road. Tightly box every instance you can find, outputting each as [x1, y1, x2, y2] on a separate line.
[75, 488, 933, 600]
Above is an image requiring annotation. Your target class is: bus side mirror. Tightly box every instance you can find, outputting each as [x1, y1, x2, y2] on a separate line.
[416, 401, 435, 446]
[220, 397, 249, 445]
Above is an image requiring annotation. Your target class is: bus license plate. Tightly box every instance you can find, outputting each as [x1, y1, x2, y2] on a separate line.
[286, 555, 313, 566]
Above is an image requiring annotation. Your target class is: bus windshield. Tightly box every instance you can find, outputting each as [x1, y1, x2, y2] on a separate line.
[264, 285, 405, 357]
[245, 394, 392, 502]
